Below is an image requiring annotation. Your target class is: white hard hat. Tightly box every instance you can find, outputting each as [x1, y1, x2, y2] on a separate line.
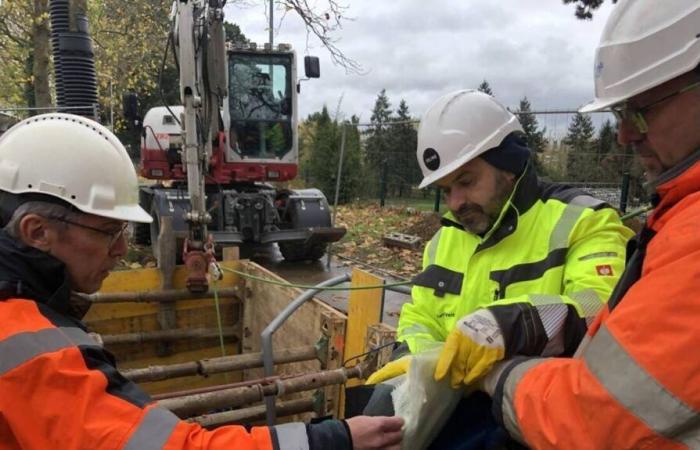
[417, 90, 523, 188]
[0, 113, 152, 223]
[580, 0, 700, 113]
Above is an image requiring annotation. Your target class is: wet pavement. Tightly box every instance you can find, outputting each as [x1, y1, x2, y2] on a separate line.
[243, 244, 410, 328]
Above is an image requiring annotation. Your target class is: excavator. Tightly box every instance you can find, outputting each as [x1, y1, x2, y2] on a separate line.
[122, 0, 346, 293]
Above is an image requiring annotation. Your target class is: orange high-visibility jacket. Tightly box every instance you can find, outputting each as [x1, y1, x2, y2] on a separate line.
[490, 153, 700, 449]
[0, 297, 318, 450]
[0, 231, 349, 450]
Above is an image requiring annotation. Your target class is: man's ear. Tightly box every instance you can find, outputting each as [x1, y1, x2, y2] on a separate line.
[17, 214, 54, 252]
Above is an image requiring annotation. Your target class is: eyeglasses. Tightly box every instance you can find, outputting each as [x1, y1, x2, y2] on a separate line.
[611, 80, 700, 134]
[49, 217, 129, 249]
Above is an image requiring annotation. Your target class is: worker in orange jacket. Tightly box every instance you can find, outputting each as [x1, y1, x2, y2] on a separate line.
[0, 114, 403, 450]
[433, 1, 700, 448]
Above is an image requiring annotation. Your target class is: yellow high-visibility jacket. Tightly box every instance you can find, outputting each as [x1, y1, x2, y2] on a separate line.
[398, 165, 634, 358]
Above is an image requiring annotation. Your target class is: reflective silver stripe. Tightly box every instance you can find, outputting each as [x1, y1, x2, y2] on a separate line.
[273, 422, 310, 450]
[534, 303, 567, 339]
[585, 326, 700, 447]
[578, 251, 618, 261]
[569, 289, 604, 318]
[500, 358, 549, 445]
[400, 323, 432, 337]
[123, 407, 179, 450]
[0, 326, 98, 376]
[529, 289, 602, 320]
[549, 203, 585, 251]
[528, 294, 564, 306]
[569, 194, 606, 209]
[426, 228, 442, 266]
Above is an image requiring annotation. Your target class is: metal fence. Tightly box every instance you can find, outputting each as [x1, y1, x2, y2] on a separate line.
[298, 109, 648, 214]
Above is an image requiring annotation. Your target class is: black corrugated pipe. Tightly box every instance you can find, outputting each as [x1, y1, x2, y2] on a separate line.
[49, 0, 69, 106]
[49, 2, 99, 119]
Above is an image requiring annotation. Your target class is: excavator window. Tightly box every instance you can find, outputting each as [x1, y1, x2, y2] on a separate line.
[228, 52, 293, 159]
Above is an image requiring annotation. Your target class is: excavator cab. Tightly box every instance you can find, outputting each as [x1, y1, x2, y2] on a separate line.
[227, 50, 295, 161]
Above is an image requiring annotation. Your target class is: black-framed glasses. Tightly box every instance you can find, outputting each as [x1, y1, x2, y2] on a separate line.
[611, 80, 700, 134]
[49, 217, 129, 248]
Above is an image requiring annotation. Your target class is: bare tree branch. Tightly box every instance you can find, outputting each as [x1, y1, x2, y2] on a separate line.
[277, 0, 365, 75]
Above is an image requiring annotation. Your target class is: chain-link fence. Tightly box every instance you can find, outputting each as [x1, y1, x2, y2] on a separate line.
[297, 109, 649, 214]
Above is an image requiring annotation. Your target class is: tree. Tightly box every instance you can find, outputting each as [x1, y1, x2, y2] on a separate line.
[364, 89, 393, 175]
[304, 106, 362, 203]
[564, 112, 596, 181]
[0, 0, 51, 110]
[596, 119, 618, 155]
[517, 96, 548, 175]
[224, 22, 249, 45]
[478, 80, 494, 96]
[387, 99, 419, 196]
[563, 0, 618, 20]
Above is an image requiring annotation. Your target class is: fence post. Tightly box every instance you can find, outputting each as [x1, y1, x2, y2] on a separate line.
[619, 171, 630, 213]
[326, 125, 347, 269]
[379, 159, 388, 208]
[433, 187, 441, 212]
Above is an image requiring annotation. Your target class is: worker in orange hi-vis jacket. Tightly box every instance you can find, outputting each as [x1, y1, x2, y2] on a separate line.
[0, 114, 403, 450]
[434, 1, 700, 448]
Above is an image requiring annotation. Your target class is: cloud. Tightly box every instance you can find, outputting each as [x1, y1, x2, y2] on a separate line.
[225, 0, 616, 123]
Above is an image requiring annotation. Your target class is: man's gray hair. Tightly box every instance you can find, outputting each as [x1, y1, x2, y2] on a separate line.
[3, 201, 78, 238]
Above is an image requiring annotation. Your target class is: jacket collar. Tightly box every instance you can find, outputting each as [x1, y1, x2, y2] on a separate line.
[441, 162, 541, 250]
[0, 229, 74, 316]
[647, 148, 700, 230]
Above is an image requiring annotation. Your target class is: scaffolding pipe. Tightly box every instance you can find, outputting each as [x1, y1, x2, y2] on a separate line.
[261, 273, 352, 425]
[81, 287, 240, 303]
[124, 345, 318, 383]
[101, 326, 238, 346]
[160, 365, 362, 417]
[153, 374, 292, 401]
[190, 398, 315, 428]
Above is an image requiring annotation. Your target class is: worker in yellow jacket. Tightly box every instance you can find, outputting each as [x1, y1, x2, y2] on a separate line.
[363, 91, 633, 447]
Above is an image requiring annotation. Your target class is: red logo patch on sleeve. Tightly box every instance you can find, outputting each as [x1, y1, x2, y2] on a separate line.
[596, 264, 614, 276]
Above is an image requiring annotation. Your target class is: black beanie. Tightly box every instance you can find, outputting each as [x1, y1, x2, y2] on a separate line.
[480, 132, 531, 175]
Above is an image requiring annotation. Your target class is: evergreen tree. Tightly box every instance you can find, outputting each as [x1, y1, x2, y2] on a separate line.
[365, 89, 393, 183]
[597, 119, 618, 155]
[478, 80, 494, 96]
[564, 112, 596, 181]
[517, 96, 547, 175]
[304, 107, 362, 203]
[388, 99, 419, 196]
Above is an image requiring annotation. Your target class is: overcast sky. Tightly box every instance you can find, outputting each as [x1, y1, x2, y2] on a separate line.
[224, 1, 615, 127]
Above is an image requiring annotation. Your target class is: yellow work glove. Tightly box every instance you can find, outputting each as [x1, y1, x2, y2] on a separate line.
[365, 356, 411, 385]
[434, 308, 505, 388]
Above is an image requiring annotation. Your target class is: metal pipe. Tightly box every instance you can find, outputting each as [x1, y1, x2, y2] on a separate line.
[261, 274, 351, 425]
[124, 345, 318, 383]
[384, 284, 412, 295]
[191, 398, 314, 428]
[160, 365, 362, 417]
[101, 326, 238, 345]
[81, 287, 239, 303]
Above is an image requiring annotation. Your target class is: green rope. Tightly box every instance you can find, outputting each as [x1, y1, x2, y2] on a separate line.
[220, 266, 412, 291]
[620, 205, 653, 221]
[211, 279, 227, 358]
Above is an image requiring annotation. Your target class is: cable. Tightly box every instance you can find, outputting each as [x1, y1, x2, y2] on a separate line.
[620, 205, 653, 221]
[342, 340, 398, 368]
[219, 266, 412, 291]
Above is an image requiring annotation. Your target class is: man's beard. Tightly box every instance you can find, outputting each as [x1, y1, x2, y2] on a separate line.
[453, 181, 513, 235]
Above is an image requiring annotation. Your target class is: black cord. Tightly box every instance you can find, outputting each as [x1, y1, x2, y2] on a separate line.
[342, 341, 398, 368]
